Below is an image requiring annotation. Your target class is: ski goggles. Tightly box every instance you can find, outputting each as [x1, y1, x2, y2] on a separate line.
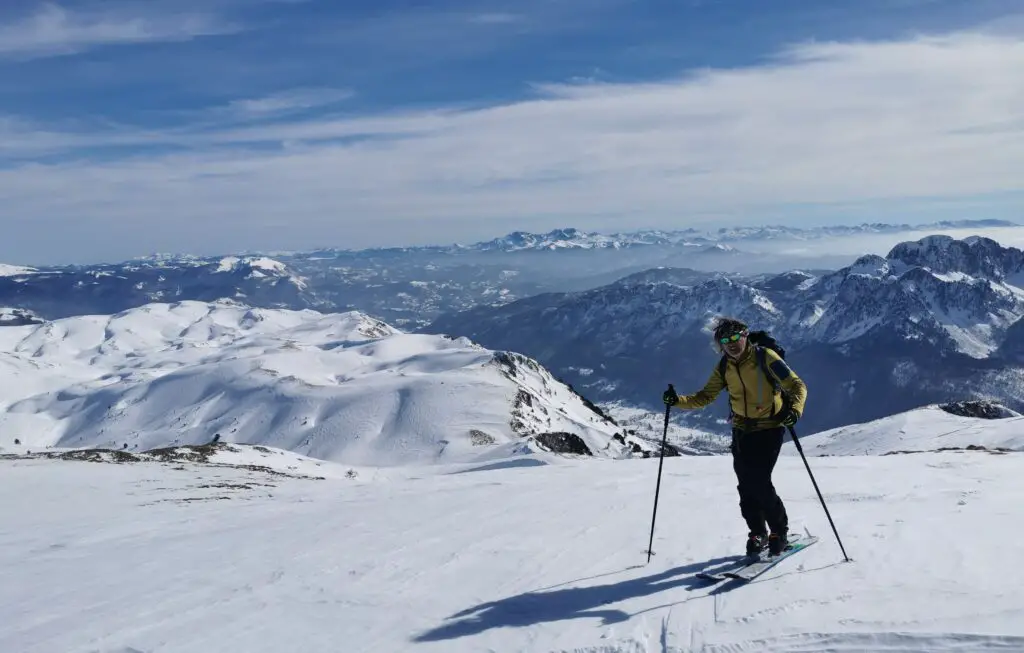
[718, 331, 746, 345]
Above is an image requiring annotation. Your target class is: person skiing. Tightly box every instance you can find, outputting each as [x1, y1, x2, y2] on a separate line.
[662, 317, 808, 557]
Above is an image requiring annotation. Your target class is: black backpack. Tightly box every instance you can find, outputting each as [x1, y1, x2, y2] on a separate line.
[717, 330, 788, 414]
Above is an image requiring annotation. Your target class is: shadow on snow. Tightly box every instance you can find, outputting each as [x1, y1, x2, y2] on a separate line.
[411, 554, 748, 643]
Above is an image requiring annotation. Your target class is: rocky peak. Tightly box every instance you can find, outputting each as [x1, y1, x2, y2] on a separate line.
[887, 235, 1024, 279]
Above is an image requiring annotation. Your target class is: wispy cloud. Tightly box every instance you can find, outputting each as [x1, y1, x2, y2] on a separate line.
[0, 3, 238, 60]
[313, 1, 609, 69]
[214, 88, 356, 121]
[466, 12, 524, 25]
[2, 28, 1024, 260]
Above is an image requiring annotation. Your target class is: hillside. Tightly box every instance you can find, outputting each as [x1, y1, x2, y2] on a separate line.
[799, 401, 1024, 456]
[0, 300, 647, 466]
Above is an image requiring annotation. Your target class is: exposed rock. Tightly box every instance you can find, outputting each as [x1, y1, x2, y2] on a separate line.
[938, 400, 1017, 419]
[0, 307, 44, 326]
[532, 432, 593, 456]
[469, 429, 496, 446]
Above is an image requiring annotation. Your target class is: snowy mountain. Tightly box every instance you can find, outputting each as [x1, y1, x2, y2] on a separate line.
[408, 219, 1019, 251]
[0, 255, 314, 321]
[0, 264, 38, 276]
[612, 266, 737, 287]
[6, 227, 1024, 437]
[469, 227, 674, 251]
[0, 307, 43, 326]
[885, 234, 1024, 279]
[0, 300, 662, 466]
[427, 234, 1024, 435]
[794, 235, 1024, 357]
[799, 400, 1024, 456]
[2, 219, 1013, 330]
[709, 218, 1018, 242]
[4, 403, 1024, 651]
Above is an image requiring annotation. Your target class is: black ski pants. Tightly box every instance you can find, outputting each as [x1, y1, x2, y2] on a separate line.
[731, 426, 788, 536]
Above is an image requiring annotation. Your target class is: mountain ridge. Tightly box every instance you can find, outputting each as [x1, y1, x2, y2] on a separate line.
[0, 300, 674, 466]
[425, 233, 1024, 435]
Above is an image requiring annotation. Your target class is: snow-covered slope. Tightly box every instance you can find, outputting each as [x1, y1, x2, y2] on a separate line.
[0, 440, 359, 479]
[0, 300, 637, 466]
[3, 435, 1023, 652]
[799, 402, 1024, 456]
[0, 264, 37, 276]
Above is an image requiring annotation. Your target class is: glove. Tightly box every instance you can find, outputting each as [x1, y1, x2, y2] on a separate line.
[778, 406, 800, 427]
[663, 385, 679, 406]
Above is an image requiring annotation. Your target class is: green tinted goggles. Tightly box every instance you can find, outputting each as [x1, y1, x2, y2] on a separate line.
[718, 332, 746, 345]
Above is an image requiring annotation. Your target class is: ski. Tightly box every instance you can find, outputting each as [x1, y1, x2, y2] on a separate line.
[696, 562, 753, 582]
[696, 533, 814, 582]
[725, 535, 817, 581]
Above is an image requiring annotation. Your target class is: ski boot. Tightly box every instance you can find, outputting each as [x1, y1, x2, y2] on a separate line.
[745, 532, 767, 557]
[768, 531, 789, 556]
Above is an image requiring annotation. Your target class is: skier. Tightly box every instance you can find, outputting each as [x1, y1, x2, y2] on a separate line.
[662, 317, 808, 557]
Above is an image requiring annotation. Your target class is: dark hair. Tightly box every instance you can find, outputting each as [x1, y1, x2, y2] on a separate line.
[713, 317, 748, 340]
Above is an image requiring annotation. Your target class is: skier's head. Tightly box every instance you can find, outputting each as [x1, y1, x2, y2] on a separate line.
[713, 317, 748, 358]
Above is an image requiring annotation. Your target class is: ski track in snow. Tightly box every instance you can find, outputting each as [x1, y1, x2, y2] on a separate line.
[2, 448, 1023, 653]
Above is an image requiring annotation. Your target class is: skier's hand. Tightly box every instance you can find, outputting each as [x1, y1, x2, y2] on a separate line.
[663, 386, 679, 406]
[778, 407, 800, 427]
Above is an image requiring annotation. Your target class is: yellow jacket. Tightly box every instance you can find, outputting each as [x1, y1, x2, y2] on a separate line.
[674, 345, 808, 431]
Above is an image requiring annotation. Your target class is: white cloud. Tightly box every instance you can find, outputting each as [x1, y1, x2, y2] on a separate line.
[2, 28, 1024, 260]
[226, 89, 354, 117]
[193, 88, 357, 124]
[0, 3, 237, 59]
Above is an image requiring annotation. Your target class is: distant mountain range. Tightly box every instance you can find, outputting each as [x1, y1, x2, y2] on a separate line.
[426, 234, 1024, 436]
[4, 220, 1024, 438]
[291, 219, 1018, 254]
[0, 219, 1013, 329]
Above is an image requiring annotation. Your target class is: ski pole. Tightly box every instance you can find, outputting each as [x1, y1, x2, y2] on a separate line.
[646, 385, 673, 563]
[788, 425, 851, 562]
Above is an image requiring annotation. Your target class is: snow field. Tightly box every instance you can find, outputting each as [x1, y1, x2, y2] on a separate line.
[1, 447, 1022, 652]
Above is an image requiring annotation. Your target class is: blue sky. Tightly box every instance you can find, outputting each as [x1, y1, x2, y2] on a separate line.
[2, 0, 1023, 264]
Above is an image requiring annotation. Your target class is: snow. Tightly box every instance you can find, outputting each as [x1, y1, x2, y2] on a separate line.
[603, 401, 732, 455]
[0, 263, 37, 276]
[3, 433, 1024, 652]
[941, 322, 998, 358]
[932, 271, 973, 283]
[0, 301, 629, 466]
[843, 255, 892, 278]
[803, 250, 1024, 356]
[1, 297, 1024, 650]
[246, 257, 288, 273]
[215, 256, 242, 272]
[214, 256, 288, 275]
[800, 404, 1024, 456]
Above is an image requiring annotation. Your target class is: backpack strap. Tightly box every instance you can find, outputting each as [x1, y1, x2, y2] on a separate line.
[720, 348, 788, 420]
[717, 355, 733, 422]
[755, 346, 790, 417]
[721, 348, 779, 390]
[755, 347, 780, 393]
